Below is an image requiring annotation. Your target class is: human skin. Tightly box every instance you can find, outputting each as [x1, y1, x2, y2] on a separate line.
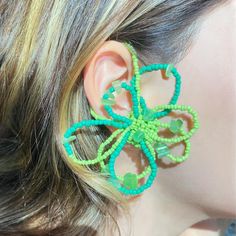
[83, 1, 235, 235]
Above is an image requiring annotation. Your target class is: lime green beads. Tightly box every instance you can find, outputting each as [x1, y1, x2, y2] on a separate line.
[62, 41, 200, 196]
[152, 119, 184, 158]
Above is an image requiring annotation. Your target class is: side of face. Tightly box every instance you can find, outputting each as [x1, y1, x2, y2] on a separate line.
[82, 0, 236, 217]
[157, 0, 236, 217]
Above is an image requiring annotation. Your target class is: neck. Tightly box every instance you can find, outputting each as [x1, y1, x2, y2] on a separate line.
[117, 178, 210, 236]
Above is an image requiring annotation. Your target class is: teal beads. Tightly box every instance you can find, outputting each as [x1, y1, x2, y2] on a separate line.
[132, 130, 145, 143]
[165, 64, 174, 78]
[132, 62, 182, 120]
[154, 142, 170, 158]
[123, 172, 138, 189]
[169, 119, 183, 134]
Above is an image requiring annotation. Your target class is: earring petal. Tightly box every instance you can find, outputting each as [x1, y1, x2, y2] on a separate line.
[153, 136, 191, 163]
[63, 119, 127, 165]
[109, 138, 158, 195]
[98, 128, 129, 170]
[152, 104, 200, 144]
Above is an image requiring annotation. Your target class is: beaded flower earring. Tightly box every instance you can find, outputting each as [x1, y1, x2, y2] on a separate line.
[62, 41, 200, 196]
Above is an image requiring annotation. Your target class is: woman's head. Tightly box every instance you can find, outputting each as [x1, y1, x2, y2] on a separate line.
[0, 0, 233, 235]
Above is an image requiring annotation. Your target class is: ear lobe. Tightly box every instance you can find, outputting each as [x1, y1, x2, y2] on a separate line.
[83, 40, 135, 120]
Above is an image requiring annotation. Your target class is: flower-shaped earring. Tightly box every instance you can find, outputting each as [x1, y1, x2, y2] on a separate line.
[62, 41, 200, 196]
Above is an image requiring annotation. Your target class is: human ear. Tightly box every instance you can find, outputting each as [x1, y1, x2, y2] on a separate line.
[83, 40, 139, 131]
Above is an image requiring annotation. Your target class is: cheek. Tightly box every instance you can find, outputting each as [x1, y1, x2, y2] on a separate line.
[175, 15, 236, 214]
[142, 1, 236, 216]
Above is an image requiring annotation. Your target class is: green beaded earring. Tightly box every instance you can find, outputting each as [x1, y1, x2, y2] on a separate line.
[62, 41, 200, 196]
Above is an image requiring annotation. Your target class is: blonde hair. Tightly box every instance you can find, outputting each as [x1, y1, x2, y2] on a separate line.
[0, 1, 226, 235]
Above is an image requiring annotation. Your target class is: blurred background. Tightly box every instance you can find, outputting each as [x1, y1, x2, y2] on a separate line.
[180, 219, 236, 236]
